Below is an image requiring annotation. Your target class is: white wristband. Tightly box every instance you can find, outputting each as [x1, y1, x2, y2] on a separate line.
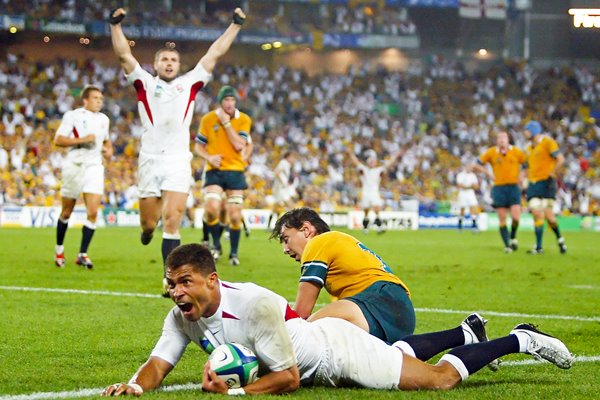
[227, 388, 245, 396]
[127, 383, 143, 394]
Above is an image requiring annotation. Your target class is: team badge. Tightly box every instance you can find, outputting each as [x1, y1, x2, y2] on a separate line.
[176, 84, 183, 93]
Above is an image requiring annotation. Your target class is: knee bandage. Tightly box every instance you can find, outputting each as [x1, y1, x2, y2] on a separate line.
[528, 198, 544, 212]
[204, 192, 222, 202]
[227, 194, 244, 205]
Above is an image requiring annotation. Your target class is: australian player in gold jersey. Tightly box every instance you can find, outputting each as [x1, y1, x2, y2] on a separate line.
[195, 86, 252, 266]
[523, 121, 567, 254]
[270, 207, 415, 343]
[474, 131, 526, 253]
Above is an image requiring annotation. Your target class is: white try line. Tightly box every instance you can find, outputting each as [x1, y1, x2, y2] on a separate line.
[2, 356, 599, 400]
[1, 285, 600, 322]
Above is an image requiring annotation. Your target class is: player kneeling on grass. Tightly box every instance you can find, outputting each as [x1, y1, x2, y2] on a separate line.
[101, 243, 573, 396]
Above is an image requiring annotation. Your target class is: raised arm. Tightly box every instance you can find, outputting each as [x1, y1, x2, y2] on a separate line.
[109, 8, 138, 74]
[199, 8, 246, 74]
[383, 149, 403, 170]
[347, 147, 361, 168]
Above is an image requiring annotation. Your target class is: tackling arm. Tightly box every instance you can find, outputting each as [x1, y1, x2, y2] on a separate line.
[294, 281, 321, 319]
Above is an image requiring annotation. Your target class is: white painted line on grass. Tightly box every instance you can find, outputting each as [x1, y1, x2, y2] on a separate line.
[414, 307, 600, 322]
[568, 285, 596, 290]
[0, 286, 161, 299]
[2, 286, 599, 322]
[0, 383, 201, 400]
[1, 356, 598, 400]
[502, 355, 600, 366]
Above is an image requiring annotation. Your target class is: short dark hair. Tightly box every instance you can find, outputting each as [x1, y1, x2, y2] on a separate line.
[269, 207, 330, 242]
[154, 47, 180, 62]
[81, 85, 101, 99]
[165, 243, 216, 275]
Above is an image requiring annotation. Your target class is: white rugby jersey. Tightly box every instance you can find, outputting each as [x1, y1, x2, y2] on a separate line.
[150, 281, 323, 384]
[358, 165, 385, 194]
[55, 107, 110, 165]
[456, 171, 478, 195]
[126, 63, 211, 156]
[273, 158, 291, 190]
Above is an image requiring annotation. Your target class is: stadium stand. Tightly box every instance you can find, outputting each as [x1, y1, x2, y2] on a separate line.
[0, 1, 598, 216]
[0, 49, 598, 215]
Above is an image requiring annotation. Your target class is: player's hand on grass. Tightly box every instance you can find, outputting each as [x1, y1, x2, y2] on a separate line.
[202, 362, 229, 394]
[101, 382, 143, 397]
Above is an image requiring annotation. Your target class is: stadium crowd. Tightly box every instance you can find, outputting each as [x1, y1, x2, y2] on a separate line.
[0, 0, 417, 38]
[0, 50, 599, 215]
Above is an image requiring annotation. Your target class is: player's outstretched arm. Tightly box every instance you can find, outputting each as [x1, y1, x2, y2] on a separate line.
[346, 147, 361, 167]
[384, 148, 404, 170]
[101, 356, 174, 397]
[199, 8, 245, 74]
[109, 8, 138, 74]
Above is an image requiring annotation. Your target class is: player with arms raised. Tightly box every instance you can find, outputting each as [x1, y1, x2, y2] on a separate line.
[109, 7, 246, 289]
[348, 148, 401, 234]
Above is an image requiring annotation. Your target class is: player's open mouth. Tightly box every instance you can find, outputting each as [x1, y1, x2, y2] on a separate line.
[177, 302, 193, 313]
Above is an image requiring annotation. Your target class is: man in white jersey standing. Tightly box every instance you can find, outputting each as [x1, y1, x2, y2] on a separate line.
[109, 7, 246, 289]
[348, 148, 401, 234]
[101, 243, 573, 396]
[54, 85, 112, 269]
[456, 164, 480, 231]
[266, 151, 297, 229]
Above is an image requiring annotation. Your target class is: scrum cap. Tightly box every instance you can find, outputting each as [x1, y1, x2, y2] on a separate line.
[217, 86, 237, 103]
[525, 120, 542, 136]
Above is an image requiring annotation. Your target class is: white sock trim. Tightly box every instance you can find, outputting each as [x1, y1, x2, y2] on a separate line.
[511, 331, 529, 353]
[55, 245, 64, 254]
[440, 354, 469, 381]
[59, 218, 70, 224]
[84, 220, 96, 230]
[163, 232, 181, 240]
[392, 340, 416, 358]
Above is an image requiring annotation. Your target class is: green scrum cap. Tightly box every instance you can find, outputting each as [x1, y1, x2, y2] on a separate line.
[217, 85, 237, 103]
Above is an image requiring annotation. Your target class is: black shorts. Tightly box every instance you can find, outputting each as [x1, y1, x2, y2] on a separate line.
[204, 170, 248, 191]
[527, 178, 556, 201]
[491, 184, 521, 208]
[346, 281, 415, 344]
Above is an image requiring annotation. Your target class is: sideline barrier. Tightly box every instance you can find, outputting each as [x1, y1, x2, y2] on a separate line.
[2, 207, 598, 232]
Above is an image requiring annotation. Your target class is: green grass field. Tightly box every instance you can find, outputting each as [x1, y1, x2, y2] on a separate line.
[1, 227, 599, 399]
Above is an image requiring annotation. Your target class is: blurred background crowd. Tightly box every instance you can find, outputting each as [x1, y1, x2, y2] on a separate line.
[1, 0, 599, 216]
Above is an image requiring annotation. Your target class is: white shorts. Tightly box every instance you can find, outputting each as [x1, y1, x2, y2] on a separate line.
[313, 318, 402, 389]
[360, 192, 384, 209]
[60, 161, 104, 198]
[138, 152, 192, 198]
[457, 191, 478, 208]
[273, 186, 292, 204]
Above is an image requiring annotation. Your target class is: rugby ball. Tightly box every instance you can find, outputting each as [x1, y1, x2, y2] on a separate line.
[208, 343, 259, 388]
